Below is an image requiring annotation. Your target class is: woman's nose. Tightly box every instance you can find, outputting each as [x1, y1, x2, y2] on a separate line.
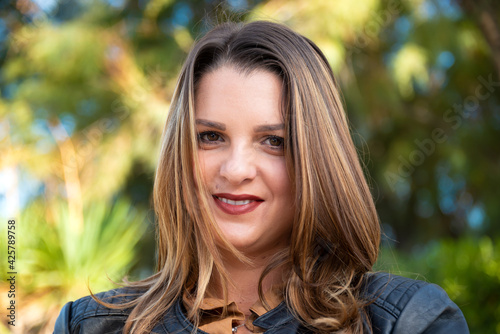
[219, 146, 257, 185]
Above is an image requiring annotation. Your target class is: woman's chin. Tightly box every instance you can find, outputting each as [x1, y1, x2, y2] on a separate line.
[224, 235, 259, 252]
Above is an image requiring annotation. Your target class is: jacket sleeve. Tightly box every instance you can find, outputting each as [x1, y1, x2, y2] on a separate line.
[52, 289, 134, 334]
[365, 273, 469, 334]
[392, 283, 469, 334]
[53, 302, 72, 334]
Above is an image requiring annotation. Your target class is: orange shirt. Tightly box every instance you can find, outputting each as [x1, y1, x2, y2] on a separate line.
[183, 290, 283, 334]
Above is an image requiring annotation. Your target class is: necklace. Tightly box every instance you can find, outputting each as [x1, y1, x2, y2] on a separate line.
[232, 323, 246, 332]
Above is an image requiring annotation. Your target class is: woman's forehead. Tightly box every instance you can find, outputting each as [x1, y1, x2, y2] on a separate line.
[194, 66, 284, 123]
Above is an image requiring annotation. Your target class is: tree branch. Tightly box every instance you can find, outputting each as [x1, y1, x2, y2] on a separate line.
[459, 0, 500, 79]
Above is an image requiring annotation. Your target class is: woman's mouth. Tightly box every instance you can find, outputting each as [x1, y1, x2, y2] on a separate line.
[213, 193, 263, 215]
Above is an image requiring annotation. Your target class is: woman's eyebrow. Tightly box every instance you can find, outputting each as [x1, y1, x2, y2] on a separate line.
[254, 124, 285, 132]
[195, 119, 226, 130]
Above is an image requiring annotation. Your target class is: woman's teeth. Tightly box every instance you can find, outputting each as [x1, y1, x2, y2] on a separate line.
[217, 197, 253, 205]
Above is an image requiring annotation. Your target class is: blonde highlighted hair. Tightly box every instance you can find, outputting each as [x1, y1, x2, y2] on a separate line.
[104, 20, 380, 333]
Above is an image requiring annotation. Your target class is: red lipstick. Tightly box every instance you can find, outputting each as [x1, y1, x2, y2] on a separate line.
[212, 193, 263, 215]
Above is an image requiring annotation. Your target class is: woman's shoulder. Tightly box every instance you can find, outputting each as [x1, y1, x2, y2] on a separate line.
[363, 272, 469, 334]
[53, 287, 140, 334]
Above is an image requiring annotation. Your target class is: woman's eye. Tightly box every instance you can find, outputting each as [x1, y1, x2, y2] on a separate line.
[264, 136, 284, 148]
[198, 131, 221, 142]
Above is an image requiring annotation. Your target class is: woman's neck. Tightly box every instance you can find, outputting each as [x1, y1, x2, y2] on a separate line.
[210, 250, 287, 317]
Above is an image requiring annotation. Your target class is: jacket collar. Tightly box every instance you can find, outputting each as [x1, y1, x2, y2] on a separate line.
[159, 298, 296, 332]
[251, 300, 295, 329]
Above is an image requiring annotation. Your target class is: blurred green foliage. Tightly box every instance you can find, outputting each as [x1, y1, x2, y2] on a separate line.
[19, 199, 146, 295]
[0, 199, 146, 332]
[1, 0, 499, 332]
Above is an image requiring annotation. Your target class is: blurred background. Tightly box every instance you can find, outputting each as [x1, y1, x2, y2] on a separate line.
[0, 0, 499, 332]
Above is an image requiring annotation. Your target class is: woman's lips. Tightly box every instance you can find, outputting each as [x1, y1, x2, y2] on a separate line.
[213, 193, 263, 215]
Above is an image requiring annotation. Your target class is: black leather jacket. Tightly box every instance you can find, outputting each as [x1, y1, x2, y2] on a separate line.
[53, 273, 469, 333]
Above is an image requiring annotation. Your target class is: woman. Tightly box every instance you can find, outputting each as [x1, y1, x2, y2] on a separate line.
[54, 20, 469, 333]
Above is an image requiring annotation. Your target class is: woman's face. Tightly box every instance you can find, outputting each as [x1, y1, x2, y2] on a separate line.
[195, 66, 295, 256]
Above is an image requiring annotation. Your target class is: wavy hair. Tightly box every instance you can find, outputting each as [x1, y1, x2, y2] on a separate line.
[102, 20, 380, 333]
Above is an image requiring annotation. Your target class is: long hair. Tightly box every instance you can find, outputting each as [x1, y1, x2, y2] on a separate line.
[104, 20, 380, 333]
